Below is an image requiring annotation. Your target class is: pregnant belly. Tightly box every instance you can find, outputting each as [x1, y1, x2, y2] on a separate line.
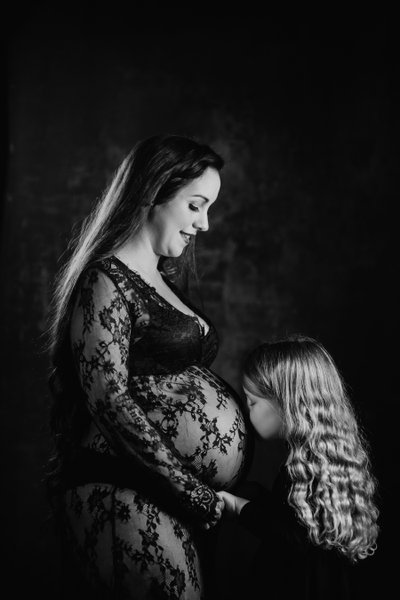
[129, 366, 249, 489]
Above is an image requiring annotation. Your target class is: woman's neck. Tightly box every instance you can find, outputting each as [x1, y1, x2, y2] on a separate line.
[115, 233, 160, 275]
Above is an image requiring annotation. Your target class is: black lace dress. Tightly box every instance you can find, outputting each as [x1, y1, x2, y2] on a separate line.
[58, 256, 250, 599]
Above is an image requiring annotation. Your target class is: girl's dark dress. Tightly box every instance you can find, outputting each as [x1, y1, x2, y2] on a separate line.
[55, 256, 249, 599]
[238, 468, 353, 600]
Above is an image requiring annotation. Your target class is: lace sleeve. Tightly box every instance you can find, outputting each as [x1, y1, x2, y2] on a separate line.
[70, 267, 222, 526]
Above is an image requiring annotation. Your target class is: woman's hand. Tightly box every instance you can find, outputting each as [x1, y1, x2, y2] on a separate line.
[202, 495, 224, 530]
[217, 491, 250, 517]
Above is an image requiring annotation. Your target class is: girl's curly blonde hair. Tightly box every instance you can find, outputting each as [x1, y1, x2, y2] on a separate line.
[243, 335, 379, 562]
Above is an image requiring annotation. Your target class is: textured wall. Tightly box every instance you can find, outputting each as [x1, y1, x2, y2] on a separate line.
[1, 8, 397, 599]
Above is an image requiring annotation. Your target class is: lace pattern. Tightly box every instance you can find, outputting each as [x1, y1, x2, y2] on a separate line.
[63, 256, 249, 597]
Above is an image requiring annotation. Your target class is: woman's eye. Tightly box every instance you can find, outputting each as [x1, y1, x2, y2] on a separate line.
[189, 204, 200, 212]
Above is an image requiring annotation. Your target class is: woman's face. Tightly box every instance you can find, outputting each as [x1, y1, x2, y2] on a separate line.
[148, 167, 221, 257]
[242, 375, 284, 440]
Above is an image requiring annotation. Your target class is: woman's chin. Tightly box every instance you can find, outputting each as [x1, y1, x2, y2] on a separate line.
[167, 247, 186, 258]
[160, 241, 190, 259]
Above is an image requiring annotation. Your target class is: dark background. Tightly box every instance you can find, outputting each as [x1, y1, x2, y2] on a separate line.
[1, 5, 397, 599]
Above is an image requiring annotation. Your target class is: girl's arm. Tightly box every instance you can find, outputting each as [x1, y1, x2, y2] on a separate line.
[218, 485, 298, 541]
[71, 267, 223, 528]
[217, 490, 250, 516]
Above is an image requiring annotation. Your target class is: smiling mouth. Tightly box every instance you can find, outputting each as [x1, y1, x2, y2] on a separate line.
[180, 232, 195, 244]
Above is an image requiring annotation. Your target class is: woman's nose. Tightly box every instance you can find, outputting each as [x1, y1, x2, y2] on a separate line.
[194, 212, 209, 232]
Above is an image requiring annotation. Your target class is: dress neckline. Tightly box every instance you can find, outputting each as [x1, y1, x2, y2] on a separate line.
[110, 255, 210, 338]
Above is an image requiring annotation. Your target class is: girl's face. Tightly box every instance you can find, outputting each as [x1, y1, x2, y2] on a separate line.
[242, 375, 284, 440]
[147, 167, 221, 258]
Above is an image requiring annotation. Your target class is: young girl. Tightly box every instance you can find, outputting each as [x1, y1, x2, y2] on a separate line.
[218, 335, 379, 600]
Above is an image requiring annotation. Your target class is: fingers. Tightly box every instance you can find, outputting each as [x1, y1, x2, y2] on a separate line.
[217, 492, 232, 512]
[216, 492, 228, 509]
[201, 489, 232, 530]
[202, 499, 225, 530]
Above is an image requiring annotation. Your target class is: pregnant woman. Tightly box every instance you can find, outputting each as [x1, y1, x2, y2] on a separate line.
[46, 134, 250, 599]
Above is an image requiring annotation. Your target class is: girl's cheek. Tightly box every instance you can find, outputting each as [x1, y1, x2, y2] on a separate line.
[249, 410, 256, 429]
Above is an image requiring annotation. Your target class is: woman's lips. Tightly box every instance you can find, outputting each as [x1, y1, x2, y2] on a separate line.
[180, 232, 193, 244]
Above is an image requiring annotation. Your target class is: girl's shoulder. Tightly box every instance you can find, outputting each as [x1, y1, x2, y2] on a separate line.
[272, 465, 291, 494]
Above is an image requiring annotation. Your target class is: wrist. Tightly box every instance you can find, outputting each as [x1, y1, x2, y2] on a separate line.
[236, 497, 250, 515]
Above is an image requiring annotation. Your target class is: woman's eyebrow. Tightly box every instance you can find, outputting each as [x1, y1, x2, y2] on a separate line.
[190, 194, 209, 203]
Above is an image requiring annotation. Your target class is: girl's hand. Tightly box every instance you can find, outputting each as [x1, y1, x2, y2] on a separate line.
[217, 491, 250, 517]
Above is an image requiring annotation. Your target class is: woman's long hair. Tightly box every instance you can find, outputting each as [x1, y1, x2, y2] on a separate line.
[243, 335, 379, 562]
[45, 134, 224, 496]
